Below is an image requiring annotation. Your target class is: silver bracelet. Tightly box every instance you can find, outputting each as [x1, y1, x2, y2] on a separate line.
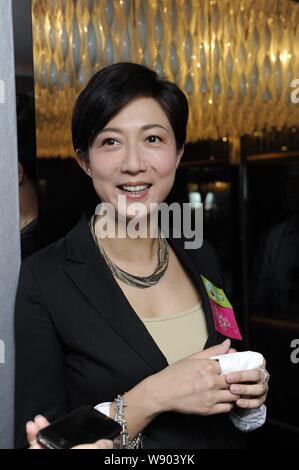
[113, 394, 143, 449]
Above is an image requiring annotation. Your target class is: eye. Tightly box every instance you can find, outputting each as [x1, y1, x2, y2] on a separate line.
[146, 135, 163, 144]
[102, 138, 118, 146]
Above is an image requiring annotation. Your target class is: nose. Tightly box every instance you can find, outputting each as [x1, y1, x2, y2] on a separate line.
[120, 141, 147, 174]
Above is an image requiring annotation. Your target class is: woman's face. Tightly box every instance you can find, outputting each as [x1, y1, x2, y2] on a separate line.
[78, 96, 184, 220]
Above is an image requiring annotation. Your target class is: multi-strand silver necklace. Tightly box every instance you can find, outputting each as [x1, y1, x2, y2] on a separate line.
[89, 215, 169, 288]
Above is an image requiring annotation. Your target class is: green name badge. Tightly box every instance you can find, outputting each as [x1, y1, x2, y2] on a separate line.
[200, 275, 232, 308]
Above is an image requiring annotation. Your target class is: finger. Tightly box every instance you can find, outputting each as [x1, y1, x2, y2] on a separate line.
[212, 375, 232, 390]
[34, 415, 50, 430]
[73, 440, 113, 449]
[201, 339, 231, 358]
[26, 421, 43, 449]
[197, 373, 230, 390]
[94, 439, 113, 449]
[72, 443, 98, 449]
[27, 416, 50, 449]
[236, 396, 266, 409]
[228, 348, 237, 354]
[191, 339, 231, 360]
[213, 390, 240, 404]
[229, 383, 268, 397]
[225, 368, 264, 384]
[208, 403, 234, 415]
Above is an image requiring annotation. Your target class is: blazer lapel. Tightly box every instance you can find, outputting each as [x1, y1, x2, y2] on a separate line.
[62, 214, 168, 374]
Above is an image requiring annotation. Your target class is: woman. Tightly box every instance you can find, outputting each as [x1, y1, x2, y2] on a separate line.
[15, 63, 269, 449]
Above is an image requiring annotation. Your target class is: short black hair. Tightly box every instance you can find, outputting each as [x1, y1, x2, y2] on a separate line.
[72, 63, 189, 160]
[16, 93, 37, 183]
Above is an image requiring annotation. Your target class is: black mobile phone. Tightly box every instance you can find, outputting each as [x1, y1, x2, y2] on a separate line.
[37, 405, 121, 449]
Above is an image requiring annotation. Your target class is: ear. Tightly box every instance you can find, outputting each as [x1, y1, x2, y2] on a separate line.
[18, 162, 24, 185]
[75, 151, 91, 178]
[175, 145, 184, 169]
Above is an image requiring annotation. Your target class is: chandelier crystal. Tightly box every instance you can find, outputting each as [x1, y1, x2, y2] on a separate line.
[32, 0, 299, 158]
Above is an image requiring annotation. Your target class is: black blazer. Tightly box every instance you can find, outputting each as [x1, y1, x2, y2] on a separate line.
[14, 211, 246, 449]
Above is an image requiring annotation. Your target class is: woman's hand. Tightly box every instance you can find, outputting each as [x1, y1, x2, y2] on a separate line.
[146, 339, 240, 417]
[26, 415, 113, 449]
[72, 440, 113, 449]
[225, 359, 269, 410]
[26, 415, 50, 449]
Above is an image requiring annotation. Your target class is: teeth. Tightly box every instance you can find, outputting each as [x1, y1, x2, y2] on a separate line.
[120, 184, 150, 192]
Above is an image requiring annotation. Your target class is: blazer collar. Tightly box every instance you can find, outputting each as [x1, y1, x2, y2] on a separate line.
[63, 212, 220, 373]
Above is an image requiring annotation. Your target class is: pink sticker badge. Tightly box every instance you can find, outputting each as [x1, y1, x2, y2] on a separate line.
[200, 275, 243, 340]
[209, 299, 243, 340]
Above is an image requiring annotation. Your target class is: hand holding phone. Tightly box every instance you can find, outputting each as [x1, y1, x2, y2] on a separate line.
[36, 405, 121, 449]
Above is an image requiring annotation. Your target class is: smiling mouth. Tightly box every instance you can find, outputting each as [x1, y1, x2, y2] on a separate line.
[117, 183, 152, 194]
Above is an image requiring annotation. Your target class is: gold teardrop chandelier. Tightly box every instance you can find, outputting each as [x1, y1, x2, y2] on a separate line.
[32, 0, 299, 158]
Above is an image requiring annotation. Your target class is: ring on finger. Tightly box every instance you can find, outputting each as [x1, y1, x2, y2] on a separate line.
[259, 369, 268, 384]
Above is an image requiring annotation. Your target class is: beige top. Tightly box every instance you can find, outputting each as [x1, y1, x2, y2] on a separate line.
[141, 302, 208, 365]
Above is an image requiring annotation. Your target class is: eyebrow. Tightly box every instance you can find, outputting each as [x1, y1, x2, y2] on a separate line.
[98, 124, 169, 135]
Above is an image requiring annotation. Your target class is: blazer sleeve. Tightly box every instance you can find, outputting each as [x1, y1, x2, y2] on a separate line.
[14, 260, 68, 449]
